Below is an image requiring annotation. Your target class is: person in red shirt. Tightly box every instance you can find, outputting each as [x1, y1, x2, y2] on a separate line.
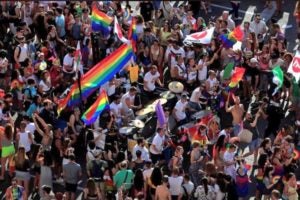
[49, 59, 63, 88]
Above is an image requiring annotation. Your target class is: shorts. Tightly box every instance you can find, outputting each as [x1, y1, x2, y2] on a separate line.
[2, 145, 15, 157]
[15, 170, 31, 181]
[65, 182, 78, 193]
[249, 138, 261, 152]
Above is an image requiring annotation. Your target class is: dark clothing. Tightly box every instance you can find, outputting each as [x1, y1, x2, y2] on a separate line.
[140, 2, 154, 22]
[264, 103, 284, 137]
[243, 120, 259, 140]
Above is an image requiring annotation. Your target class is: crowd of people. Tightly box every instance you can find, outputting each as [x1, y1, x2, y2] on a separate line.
[0, 0, 299, 200]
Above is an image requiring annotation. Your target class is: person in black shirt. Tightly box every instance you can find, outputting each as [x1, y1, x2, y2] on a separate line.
[138, 1, 154, 22]
[260, 93, 284, 138]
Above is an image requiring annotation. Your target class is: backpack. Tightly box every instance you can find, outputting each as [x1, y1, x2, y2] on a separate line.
[90, 160, 103, 181]
[22, 88, 33, 111]
[182, 184, 196, 200]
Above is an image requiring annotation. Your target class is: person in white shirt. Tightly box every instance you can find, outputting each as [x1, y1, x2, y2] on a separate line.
[121, 87, 141, 121]
[173, 94, 189, 126]
[143, 65, 163, 100]
[63, 47, 75, 82]
[223, 144, 237, 180]
[166, 41, 185, 67]
[132, 138, 150, 161]
[109, 95, 123, 127]
[168, 167, 184, 199]
[197, 57, 208, 83]
[150, 128, 165, 164]
[16, 121, 33, 154]
[250, 14, 267, 49]
[205, 70, 219, 94]
[220, 11, 235, 30]
[189, 86, 203, 111]
[171, 55, 187, 81]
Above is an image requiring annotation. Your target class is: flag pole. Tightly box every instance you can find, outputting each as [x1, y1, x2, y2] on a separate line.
[77, 70, 84, 111]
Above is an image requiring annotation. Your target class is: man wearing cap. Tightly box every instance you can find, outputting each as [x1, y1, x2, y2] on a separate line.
[245, 58, 260, 93]
[14, 36, 29, 68]
[220, 11, 235, 30]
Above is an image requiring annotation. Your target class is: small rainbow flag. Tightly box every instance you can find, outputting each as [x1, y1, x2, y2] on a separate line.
[81, 90, 109, 125]
[58, 44, 134, 112]
[220, 26, 244, 49]
[229, 67, 245, 88]
[91, 5, 113, 35]
[128, 17, 138, 52]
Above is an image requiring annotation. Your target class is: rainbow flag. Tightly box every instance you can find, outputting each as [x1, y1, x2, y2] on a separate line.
[229, 67, 245, 88]
[91, 6, 113, 35]
[60, 44, 134, 110]
[128, 17, 138, 52]
[81, 90, 109, 125]
[220, 26, 244, 49]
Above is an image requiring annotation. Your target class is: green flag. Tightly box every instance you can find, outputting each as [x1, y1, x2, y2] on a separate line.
[223, 62, 234, 79]
[272, 65, 284, 88]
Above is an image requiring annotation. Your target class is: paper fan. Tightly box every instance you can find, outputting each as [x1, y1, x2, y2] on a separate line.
[272, 176, 281, 184]
[293, 149, 300, 160]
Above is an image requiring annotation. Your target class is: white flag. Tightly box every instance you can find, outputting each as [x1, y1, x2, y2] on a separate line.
[114, 16, 129, 44]
[183, 27, 215, 45]
[288, 51, 300, 82]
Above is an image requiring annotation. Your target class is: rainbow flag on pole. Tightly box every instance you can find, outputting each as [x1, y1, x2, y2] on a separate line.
[81, 90, 109, 125]
[128, 17, 138, 52]
[91, 6, 113, 35]
[57, 44, 134, 113]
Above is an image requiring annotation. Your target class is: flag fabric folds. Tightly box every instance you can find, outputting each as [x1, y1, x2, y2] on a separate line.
[81, 90, 109, 125]
[229, 67, 245, 88]
[288, 51, 300, 82]
[57, 44, 134, 113]
[91, 6, 113, 35]
[183, 27, 215, 45]
[272, 65, 284, 95]
[114, 16, 129, 43]
[155, 100, 166, 127]
[220, 26, 244, 49]
[223, 62, 235, 79]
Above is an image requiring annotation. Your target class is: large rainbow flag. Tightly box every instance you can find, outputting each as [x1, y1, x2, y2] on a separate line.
[91, 6, 113, 35]
[82, 90, 109, 125]
[58, 44, 134, 114]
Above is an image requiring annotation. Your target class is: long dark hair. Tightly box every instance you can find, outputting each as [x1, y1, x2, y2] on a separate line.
[216, 172, 227, 193]
[4, 123, 13, 140]
[263, 166, 274, 178]
[150, 166, 162, 187]
[215, 135, 225, 152]
[258, 153, 268, 169]
[133, 169, 144, 191]
[202, 177, 209, 195]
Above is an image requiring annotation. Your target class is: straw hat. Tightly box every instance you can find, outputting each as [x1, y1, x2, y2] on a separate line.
[53, 59, 60, 66]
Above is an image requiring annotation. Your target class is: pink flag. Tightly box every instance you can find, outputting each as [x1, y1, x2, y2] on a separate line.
[155, 100, 166, 127]
[114, 16, 129, 44]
